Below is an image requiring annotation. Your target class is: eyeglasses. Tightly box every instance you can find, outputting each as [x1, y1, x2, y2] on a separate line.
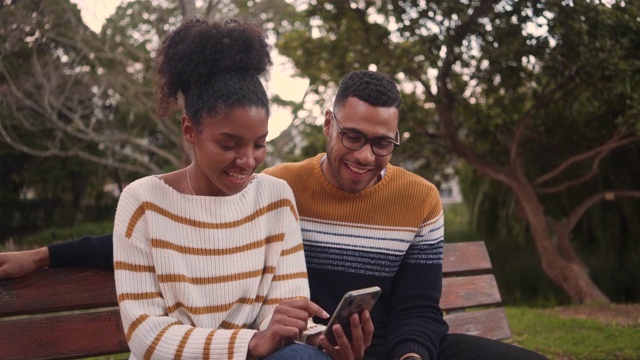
[332, 112, 400, 157]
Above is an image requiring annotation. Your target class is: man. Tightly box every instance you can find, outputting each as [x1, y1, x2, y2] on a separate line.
[0, 70, 547, 360]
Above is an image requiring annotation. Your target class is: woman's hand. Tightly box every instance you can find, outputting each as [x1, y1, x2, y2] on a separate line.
[248, 299, 329, 358]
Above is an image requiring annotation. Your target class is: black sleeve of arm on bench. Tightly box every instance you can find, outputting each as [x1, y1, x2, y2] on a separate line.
[48, 234, 114, 269]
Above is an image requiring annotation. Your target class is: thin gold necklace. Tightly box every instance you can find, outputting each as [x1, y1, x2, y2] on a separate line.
[186, 169, 196, 196]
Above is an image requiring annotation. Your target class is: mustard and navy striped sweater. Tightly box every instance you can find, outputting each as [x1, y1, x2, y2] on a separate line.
[264, 154, 449, 360]
[113, 174, 323, 360]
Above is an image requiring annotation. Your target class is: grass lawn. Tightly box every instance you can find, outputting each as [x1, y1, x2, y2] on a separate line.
[506, 306, 640, 360]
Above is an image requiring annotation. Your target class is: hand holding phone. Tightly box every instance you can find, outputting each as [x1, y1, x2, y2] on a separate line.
[323, 286, 381, 346]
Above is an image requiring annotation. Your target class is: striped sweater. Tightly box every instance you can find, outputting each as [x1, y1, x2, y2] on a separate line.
[264, 153, 449, 360]
[113, 174, 324, 360]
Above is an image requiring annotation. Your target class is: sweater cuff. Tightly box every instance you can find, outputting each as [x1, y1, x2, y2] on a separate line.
[391, 342, 430, 360]
[301, 322, 326, 343]
[48, 242, 79, 268]
[231, 329, 258, 360]
[47, 234, 114, 269]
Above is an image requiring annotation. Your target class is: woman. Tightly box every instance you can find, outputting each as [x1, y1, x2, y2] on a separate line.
[113, 19, 365, 360]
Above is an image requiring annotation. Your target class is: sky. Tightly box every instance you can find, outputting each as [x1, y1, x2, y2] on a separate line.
[71, 0, 310, 141]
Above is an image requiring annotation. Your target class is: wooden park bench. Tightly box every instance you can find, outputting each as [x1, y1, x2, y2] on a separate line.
[441, 241, 512, 340]
[0, 241, 510, 359]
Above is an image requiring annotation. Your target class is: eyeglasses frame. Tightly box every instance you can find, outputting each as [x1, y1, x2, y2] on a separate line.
[332, 112, 400, 157]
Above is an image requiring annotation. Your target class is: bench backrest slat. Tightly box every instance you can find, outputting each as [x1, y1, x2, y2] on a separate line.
[440, 274, 503, 311]
[442, 241, 492, 276]
[0, 268, 117, 317]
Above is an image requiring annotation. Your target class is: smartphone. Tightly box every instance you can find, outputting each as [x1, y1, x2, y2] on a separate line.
[323, 286, 382, 346]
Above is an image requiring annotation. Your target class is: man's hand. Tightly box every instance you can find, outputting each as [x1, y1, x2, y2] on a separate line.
[248, 299, 330, 358]
[0, 247, 50, 279]
[313, 310, 374, 360]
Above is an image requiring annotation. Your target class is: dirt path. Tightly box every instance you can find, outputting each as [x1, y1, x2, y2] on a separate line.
[543, 303, 640, 327]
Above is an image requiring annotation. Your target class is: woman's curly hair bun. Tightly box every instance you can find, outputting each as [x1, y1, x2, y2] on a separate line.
[155, 18, 272, 118]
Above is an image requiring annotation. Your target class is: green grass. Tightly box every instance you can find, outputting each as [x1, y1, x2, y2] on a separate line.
[506, 307, 640, 360]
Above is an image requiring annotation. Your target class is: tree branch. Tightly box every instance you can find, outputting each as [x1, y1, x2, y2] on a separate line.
[565, 190, 640, 231]
[436, 0, 514, 183]
[1, 49, 182, 174]
[534, 133, 639, 193]
[510, 66, 583, 166]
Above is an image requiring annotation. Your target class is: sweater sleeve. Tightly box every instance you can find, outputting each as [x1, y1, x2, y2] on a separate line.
[48, 234, 114, 269]
[113, 187, 257, 360]
[386, 209, 449, 360]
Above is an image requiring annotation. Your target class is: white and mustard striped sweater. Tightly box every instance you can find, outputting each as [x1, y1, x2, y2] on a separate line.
[113, 174, 324, 360]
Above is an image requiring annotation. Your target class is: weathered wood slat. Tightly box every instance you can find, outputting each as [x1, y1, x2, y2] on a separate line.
[0, 268, 117, 317]
[444, 308, 512, 340]
[442, 241, 492, 276]
[440, 274, 503, 311]
[0, 309, 128, 360]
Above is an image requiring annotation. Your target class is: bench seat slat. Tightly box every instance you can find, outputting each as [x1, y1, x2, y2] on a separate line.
[440, 274, 503, 311]
[444, 307, 512, 340]
[0, 309, 128, 360]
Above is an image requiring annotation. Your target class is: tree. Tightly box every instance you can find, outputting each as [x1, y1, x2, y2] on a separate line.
[274, 0, 640, 303]
[0, 0, 300, 238]
[0, 0, 185, 175]
[0, 0, 304, 176]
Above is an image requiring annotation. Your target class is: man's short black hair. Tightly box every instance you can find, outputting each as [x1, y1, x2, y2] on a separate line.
[334, 70, 402, 111]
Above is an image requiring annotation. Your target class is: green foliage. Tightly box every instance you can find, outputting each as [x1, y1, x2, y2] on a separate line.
[276, 14, 456, 180]
[0, 143, 27, 234]
[3, 220, 115, 250]
[489, 239, 571, 307]
[293, 121, 326, 162]
[459, 154, 640, 302]
[0, 0, 313, 241]
[0, 0, 187, 176]
[0, 144, 118, 239]
[265, 117, 326, 167]
[0, 1, 103, 154]
[457, 162, 530, 243]
[274, 0, 640, 302]
[506, 307, 640, 360]
[391, 93, 456, 183]
[275, 0, 640, 179]
[442, 203, 476, 243]
[445, 201, 571, 306]
[2, 0, 638, 303]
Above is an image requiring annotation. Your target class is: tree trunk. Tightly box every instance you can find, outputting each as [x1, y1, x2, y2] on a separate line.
[510, 178, 610, 303]
[433, 55, 611, 303]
